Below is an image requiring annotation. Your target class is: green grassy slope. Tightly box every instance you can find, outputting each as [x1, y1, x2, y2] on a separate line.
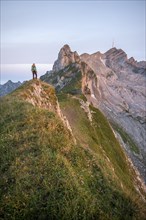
[58, 93, 146, 192]
[0, 80, 145, 219]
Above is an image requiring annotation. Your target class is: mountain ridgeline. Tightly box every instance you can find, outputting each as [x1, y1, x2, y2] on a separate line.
[0, 80, 22, 97]
[41, 44, 146, 183]
[0, 45, 146, 219]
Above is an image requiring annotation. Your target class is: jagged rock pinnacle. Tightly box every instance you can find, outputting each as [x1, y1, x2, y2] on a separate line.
[53, 44, 80, 72]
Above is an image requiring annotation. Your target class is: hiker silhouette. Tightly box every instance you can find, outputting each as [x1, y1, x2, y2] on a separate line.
[31, 63, 37, 79]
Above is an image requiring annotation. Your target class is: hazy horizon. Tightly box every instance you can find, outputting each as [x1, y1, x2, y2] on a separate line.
[1, 0, 145, 83]
[1, 64, 53, 85]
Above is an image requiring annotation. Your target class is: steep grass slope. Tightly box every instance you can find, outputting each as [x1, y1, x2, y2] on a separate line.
[0, 80, 145, 219]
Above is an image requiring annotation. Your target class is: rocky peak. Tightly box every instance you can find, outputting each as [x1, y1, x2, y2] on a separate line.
[6, 80, 13, 84]
[0, 80, 22, 97]
[128, 56, 136, 64]
[126, 57, 140, 68]
[53, 44, 80, 72]
[127, 57, 146, 70]
[104, 47, 127, 65]
[5, 80, 21, 86]
[60, 44, 71, 53]
[80, 53, 90, 60]
[104, 48, 127, 69]
[104, 48, 146, 70]
[137, 61, 146, 69]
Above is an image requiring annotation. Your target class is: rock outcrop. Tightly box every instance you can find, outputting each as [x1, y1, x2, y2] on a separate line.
[53, 44, 80, 72]
[40, 45, 82, 93]
[15, 79, 76, 143]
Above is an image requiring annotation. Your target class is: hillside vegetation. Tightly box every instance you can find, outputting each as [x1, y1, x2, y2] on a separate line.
[0, 80, 145, 219]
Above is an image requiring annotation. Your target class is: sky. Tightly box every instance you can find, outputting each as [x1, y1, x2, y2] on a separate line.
[0, 0, 145, 84]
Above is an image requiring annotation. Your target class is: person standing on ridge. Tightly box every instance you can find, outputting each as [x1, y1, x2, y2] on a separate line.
[31, 63, 37, 79]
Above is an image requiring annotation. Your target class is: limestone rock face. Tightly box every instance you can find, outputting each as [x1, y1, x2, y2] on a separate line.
[41, 45, 146, 182]
[41, 45, 82, 93]
[53, 44, 80, 72]
[81, 48, 146, 182]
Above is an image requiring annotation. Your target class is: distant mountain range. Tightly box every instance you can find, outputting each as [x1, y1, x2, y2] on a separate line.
[0, 80, 22, 96]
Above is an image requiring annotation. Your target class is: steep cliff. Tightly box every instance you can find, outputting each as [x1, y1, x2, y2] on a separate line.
[81, 48, 146, 182]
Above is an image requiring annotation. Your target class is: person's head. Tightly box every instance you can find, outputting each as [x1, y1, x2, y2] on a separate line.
[33, 63, 35, 66]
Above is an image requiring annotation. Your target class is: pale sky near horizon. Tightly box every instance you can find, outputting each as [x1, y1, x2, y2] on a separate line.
[0, 0, 146, 83]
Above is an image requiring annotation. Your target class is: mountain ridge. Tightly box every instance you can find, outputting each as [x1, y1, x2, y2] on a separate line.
[1, 46, 146, 181]
[41, 44, 146, 183]
[0, 79, 146, 219]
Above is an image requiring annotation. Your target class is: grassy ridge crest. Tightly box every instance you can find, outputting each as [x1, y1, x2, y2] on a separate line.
[0, 80, 145, 219]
